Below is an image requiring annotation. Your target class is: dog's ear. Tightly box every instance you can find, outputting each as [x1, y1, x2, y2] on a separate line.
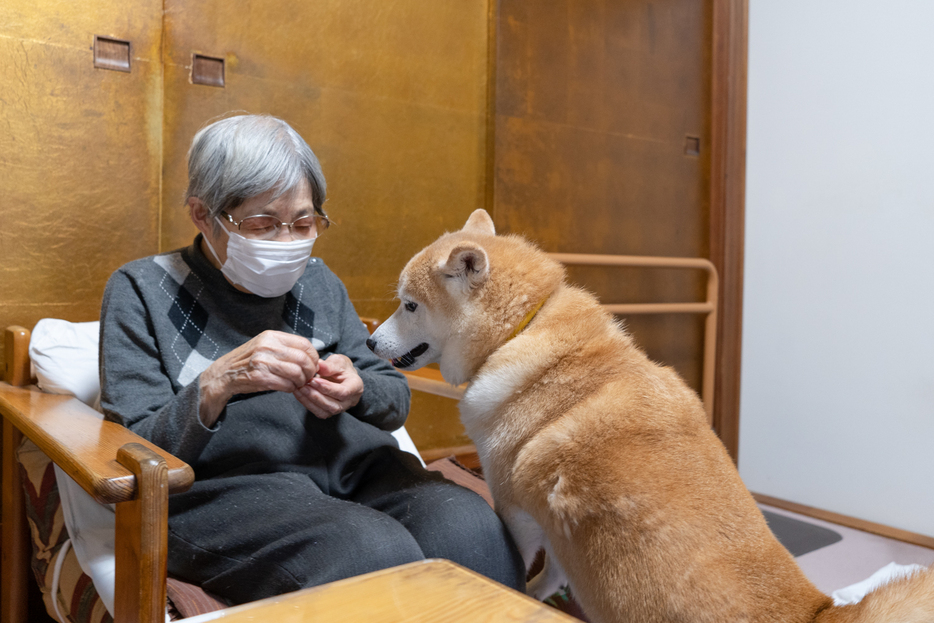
[443, 243, 489, 290]
[461, 209, 496, 236]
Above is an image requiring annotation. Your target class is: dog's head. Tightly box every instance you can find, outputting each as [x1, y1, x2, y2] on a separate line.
[366, 209, 564, 385]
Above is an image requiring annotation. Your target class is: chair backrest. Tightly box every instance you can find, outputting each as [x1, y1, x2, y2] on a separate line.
[3, 325, 31, 386]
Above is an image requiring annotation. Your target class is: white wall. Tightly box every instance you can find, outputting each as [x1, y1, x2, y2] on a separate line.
[740, 0, 934, 537]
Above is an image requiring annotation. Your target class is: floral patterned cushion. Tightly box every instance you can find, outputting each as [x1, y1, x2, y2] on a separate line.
[17, 439, 226, 621]
[18, 438, 112, 623]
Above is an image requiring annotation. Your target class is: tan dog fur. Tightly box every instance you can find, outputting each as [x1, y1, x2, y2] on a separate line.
[368, 209, 934, 623]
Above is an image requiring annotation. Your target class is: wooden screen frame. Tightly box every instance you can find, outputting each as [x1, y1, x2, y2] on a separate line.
[709, 0, 748, 462]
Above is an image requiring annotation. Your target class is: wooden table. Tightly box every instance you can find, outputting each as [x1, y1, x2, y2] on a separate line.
[183, 559, 579, 622]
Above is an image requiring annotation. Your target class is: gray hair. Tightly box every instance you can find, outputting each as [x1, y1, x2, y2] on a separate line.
[186, 114, 327, 222]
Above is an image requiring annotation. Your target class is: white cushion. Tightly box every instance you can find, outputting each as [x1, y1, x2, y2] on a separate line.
[29, 320, 117, 613]
[54, 466, 118, 615]
[393, 427, 426, 467]
[831, 562, 926, 605]
[29, 317, 424, 616]
[29, 319, 102, 411]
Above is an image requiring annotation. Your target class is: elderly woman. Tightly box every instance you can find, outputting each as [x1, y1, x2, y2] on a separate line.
[99, 114, 525, 604]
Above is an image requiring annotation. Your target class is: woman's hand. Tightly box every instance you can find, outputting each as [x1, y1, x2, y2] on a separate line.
[294, 354, 364, 420]
[199, 330, 320, 426]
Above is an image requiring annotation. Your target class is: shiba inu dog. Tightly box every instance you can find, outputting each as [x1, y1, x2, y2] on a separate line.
[367, 209, 934, 623]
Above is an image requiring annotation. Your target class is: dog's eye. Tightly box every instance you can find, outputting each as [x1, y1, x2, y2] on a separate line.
[405, 301, 418, 312]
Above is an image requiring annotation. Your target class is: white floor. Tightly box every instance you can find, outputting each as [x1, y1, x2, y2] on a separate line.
[759, 503, 934, 595]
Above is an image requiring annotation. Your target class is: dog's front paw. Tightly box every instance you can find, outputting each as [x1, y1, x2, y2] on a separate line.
[527, 565, 568, 601]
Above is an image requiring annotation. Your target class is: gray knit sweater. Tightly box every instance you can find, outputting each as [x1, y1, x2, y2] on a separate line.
[99, 236, 410, 479]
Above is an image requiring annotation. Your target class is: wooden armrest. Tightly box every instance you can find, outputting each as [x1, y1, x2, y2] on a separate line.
[0, 384, 193, 504]
[401, 368, 466, 401]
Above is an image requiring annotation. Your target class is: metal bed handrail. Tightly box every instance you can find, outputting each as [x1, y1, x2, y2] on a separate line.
[549, 253, 718, 423]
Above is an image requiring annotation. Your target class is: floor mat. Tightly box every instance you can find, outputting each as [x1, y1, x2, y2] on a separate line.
[762, 510, 843, 557]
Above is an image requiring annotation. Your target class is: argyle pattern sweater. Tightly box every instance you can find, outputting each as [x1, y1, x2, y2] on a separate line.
[99, 236, 410, 479]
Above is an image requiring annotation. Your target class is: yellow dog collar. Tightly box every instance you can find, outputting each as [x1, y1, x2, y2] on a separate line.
[508, 297, 548, 341]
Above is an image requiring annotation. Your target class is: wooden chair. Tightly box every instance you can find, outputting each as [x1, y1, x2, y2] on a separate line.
[1, 253, 717, 623]
[1, 324, 194, 623]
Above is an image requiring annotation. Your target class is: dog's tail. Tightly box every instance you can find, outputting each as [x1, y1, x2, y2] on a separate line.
[813, 565, 934, 623]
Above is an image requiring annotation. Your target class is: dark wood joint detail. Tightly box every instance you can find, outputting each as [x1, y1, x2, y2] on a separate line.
[94, 36, 131, 73]
[684, 136, 701, 157]
[191, 54, 225, 87]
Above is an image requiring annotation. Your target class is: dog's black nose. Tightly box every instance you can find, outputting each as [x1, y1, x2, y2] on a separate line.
[365, 337, 377, 352]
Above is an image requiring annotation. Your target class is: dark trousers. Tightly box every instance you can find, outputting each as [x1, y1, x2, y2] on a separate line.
[166, 446, 526, 604]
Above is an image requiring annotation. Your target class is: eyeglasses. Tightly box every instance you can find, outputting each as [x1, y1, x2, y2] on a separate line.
[220, 211, 331, 241]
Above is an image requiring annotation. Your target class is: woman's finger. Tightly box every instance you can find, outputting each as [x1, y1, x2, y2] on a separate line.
[294, 385, 343, 419]
[310, 355, 363, 409]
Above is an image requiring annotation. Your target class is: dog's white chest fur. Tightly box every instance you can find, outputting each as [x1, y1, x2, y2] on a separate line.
[460, 358, 533, 435]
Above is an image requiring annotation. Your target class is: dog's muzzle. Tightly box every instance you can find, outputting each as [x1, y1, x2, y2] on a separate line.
[390, 343, 429, 369]
[365, 338, 430, 369]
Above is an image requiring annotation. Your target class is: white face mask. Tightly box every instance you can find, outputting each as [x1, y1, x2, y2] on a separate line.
[204, 218, 315, 297]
